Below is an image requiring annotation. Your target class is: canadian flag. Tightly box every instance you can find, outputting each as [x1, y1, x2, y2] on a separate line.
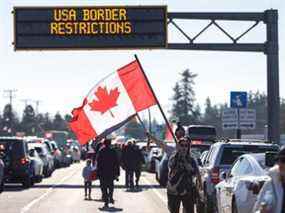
[69, 60, 157, 145]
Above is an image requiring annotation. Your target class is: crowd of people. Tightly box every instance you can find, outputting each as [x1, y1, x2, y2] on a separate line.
[81, 137, 145, 209]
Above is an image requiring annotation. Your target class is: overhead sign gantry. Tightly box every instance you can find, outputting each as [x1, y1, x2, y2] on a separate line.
[12, 7, 280, 143]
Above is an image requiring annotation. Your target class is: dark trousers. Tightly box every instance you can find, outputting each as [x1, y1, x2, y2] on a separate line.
[84, 181, 92, 196]
[125, 169, 134, 188]
[100, 178, 114, 204]
[167, 193, 194, 213]
[135, 169, 141, 185]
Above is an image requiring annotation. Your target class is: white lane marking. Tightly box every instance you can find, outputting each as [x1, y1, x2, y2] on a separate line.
[141, 176, 167, 205]
[20, 168, 78, 213]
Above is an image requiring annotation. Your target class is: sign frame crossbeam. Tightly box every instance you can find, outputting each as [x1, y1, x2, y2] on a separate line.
[166, 10, 280, 144]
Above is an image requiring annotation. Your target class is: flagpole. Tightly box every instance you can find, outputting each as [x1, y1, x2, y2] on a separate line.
[134, 54, 177, 143]
[148, 108, 152, 134]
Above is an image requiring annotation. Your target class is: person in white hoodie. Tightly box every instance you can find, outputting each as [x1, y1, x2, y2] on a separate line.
[253, 146, 285, 213]
[82, 159, 94, 200]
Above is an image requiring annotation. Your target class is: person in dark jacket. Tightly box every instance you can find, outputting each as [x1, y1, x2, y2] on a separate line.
[133, 140, 145, 188]
[121, 140, 138, 189]
[97, 138, 120, 208]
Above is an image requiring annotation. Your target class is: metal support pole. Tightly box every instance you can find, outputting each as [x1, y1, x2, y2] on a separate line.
[237, 109, 241, 139]
[265, 10, 280, 143]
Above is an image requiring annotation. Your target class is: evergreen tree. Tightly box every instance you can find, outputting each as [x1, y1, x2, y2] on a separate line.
[0, 104, 19, 136]
[21, 105, 37, 135]
[53, 113, 67, 131]
[202, 98, 224, 137]
[246, 91, 267, 134]
[171, 82, 184, 121]
[42, 113, 53, 131]
[64, 114, 73, 122]
[124, 117, 145, 139]
[171, 69, 200, 125]
[35, 113, 45, 137]
[203, 97, 219, 124]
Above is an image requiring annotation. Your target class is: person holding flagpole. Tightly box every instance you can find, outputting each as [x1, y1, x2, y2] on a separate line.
[147, 133, 202, 213]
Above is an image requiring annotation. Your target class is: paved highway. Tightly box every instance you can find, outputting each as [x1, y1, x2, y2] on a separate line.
[0, 162, 174, 213]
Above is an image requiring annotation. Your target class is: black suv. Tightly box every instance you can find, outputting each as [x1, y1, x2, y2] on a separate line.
[0, 137, 34, 188]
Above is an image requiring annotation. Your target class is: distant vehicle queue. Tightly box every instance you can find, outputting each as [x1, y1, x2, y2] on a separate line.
[0, 135, 81, 190]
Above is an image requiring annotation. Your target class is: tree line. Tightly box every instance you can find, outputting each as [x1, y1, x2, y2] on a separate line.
[122, 69, 285, 140]
[0, 104, 72, 137]
[170, 69, 285, 138]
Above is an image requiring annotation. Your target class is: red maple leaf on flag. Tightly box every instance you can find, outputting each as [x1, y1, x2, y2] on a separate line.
[89, 86, 120, 117]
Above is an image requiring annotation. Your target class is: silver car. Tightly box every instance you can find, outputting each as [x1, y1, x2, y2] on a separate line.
[216, 153, 278, 213]
[197, 140, 279, 213]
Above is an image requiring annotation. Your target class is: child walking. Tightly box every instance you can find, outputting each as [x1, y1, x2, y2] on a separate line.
[82, 159, 93, 200]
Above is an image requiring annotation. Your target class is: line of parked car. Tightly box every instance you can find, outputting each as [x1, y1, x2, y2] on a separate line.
[195, 139, 279, 213]
[0, 136, 81, 191]
[141, 124, 282, 213]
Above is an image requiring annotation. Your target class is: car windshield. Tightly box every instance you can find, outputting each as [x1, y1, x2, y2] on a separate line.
[220, 145, 279, 165]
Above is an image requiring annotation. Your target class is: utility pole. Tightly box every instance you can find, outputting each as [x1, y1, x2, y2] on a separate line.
[3, 89, 17, 135]
[3, 89, 17, 107]
[32, 100, 42, 114]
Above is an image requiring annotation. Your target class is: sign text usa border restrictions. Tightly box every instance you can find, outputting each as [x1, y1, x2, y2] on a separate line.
[13, 6, 167, 50]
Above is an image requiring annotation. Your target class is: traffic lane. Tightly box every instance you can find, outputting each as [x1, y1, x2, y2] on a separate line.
[26, 167, 169, 213]
[0, 163, 82, 213]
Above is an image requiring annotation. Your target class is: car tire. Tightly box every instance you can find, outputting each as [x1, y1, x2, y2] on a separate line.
[22, 177, 32, 188]
[0, 181, 4, 193]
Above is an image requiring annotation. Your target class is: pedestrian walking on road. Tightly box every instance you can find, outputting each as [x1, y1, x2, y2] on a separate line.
[148, 133, 202, 213]
[82, 159, 94, 200]
[133, 140, 145, 188]
[253, 146, 285, 213]
[97, 138, 120, 208]
[121, 140, 137, 190]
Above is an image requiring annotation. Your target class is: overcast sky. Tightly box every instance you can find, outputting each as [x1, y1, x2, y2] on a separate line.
[0, 0, 284, 122]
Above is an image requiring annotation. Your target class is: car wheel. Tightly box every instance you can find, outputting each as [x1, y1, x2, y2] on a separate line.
[0, 181, 4, 193]
[232, 199, 238, 213]
[22, 177, 32, 188]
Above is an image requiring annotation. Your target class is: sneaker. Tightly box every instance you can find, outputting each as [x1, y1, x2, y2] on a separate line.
[88, 195, 91, 200]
